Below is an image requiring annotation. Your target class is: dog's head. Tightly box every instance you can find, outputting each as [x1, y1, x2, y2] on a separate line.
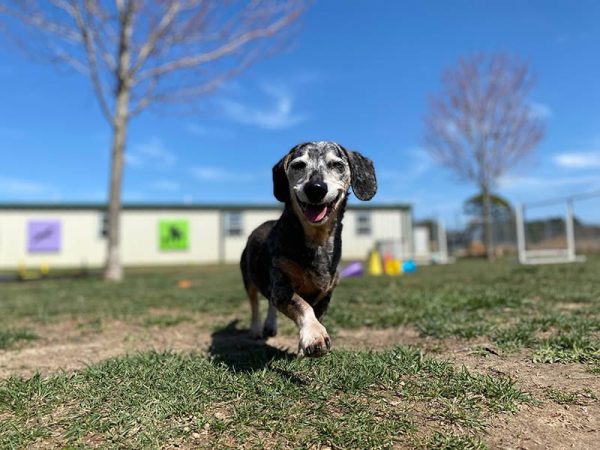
[273, 141, 377, 226]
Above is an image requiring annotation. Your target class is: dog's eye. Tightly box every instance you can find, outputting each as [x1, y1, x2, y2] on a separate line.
[328, 160, 345, 171]
[290, 161, 307, 171]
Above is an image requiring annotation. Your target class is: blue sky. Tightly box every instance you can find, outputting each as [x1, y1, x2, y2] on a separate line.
[1, 0, 599, 225]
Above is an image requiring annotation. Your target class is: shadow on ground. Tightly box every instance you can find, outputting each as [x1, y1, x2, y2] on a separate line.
[208, 320, 299, 376]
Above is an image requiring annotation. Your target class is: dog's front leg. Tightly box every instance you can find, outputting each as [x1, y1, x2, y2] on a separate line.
[271, 273, 331, 357]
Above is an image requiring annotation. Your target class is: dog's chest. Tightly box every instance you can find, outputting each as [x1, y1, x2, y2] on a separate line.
[277, 256, 337, 303]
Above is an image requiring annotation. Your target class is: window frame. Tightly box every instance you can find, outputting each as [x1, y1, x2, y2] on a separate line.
[355, 211, 372, 236]
[223, 211, 243, 237]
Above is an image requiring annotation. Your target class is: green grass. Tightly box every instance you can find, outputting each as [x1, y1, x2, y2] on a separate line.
[0, 329, 38, 349]
[0, 265, 244, 326]
[143, 314, 192, 328]
[0, 346, 528, 449]
[545, 386, 597, 405]
[423, 432, 486, 450]
[2, 257, 599, 365]
[1, 257, 599, 447]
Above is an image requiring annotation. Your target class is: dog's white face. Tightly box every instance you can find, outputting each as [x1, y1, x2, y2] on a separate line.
[286, 142, 351, 226]
[273, 141, 377, 227]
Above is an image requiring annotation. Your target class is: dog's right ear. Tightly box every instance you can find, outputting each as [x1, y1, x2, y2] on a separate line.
[272, 154, 291, 203]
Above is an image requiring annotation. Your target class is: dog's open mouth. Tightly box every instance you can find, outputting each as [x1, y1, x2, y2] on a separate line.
[297, 193, 341, 224]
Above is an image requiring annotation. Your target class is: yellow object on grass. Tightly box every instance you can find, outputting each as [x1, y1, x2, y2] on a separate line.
[368, 250, 383, 276]
[40, 261, 50, 276]
[384, 259, 402, 276]
[383, 253, 402, 276]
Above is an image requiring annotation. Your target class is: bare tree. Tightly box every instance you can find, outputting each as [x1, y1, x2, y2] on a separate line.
[423, 53, 545, 260]
[0, 0, 306, 280]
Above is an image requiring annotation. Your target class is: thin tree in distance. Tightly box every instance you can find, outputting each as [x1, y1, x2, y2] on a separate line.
[423, 53, 545, 260]
[0, 0, 306, 281]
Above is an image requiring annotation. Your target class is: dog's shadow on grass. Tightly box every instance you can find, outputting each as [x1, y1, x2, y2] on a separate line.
[208, 320, 304, 382]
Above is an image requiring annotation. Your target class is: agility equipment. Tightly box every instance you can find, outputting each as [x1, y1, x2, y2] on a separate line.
[367, 250, 383, 276]
[383, 253, 402, 275]
[340, 261, 364, 278]
[515, 191, 599, 264]
[402, 259, 417, 273]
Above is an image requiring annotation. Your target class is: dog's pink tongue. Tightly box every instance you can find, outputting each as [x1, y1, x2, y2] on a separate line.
[304, 204, 328, 223]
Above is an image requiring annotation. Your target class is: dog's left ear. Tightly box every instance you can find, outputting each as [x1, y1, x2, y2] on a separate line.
[272, 154, 291, 203]
[340, 146, 377, 201]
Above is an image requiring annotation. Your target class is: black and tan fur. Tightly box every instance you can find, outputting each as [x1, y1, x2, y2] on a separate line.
[240, 141, 377, 357]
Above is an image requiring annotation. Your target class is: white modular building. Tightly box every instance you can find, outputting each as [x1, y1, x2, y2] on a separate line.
[0, 203, 412, 270]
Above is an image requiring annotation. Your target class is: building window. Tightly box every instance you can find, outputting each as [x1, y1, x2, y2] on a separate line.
[99, 212, 108, 238]
[356, 212, 372, 236]
[224, 211, 243, 236]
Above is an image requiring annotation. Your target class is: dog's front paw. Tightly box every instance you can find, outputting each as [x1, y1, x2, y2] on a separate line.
[299, 321, 331, 357]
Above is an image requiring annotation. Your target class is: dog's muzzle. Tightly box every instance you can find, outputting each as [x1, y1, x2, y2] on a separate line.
[296, 191, 342, 224]
[304, 181, 328, 202]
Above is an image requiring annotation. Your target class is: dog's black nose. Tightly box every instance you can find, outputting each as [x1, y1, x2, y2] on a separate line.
[304, 181, 328, 203]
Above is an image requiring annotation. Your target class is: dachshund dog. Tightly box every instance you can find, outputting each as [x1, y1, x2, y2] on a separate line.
[240, 141, 377, 357]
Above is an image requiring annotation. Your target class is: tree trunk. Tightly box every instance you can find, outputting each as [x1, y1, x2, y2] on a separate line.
[482, 187, 494, 260]
[103, 1, 133, 282]
[103, 95, 128, 281]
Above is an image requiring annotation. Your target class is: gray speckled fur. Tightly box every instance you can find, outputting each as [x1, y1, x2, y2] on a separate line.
[240, 141, 376, 353]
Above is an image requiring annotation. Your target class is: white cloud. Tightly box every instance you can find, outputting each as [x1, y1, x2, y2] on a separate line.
[530, 101, 552, 119]
[498, 174, 600, 190]
[184, 123, 233, 139]
[0, 176, 50, 195]
[379, 147, 432, 182]
[190, 166, 260, 183]
[553, 152, 600, 169]
[219, 84, 307, 130]
[126, 138, 176, 169]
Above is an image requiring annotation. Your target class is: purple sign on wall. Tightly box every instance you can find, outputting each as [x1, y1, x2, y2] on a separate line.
[27, 220, 61, 253]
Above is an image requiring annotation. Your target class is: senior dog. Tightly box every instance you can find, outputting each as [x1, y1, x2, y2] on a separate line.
[240, 141, 377, 357]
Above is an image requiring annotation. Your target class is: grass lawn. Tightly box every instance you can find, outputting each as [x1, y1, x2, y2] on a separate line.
[0, 257, 599, 448]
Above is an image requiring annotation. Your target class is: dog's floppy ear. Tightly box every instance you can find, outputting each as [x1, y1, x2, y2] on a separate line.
[340, 146, 377, 201]
[272, 154, 290, 203]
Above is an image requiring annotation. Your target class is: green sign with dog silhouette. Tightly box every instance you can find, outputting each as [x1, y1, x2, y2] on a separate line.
[159, 220, 189, 250]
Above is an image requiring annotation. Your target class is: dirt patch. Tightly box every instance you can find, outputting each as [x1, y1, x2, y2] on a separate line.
[0, 317, 439, 378]
[1, 317, 599, 449]
[488, 402, 599, 450]
[0, 319, 213, 378]
[443, 345, 600, 450]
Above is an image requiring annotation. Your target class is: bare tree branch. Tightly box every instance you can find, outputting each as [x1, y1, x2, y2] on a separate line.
[70, 1, 113, 124]
[0, 0, 309, 280]
[128, 0, 182, 76]
[135, 6, 302, 82]
[423, 52, 545, 258]
[82, 1, 117, 71]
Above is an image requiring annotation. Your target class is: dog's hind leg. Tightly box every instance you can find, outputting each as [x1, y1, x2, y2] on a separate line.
[263, 302, 278, 338]
[247, 284, 263, 339]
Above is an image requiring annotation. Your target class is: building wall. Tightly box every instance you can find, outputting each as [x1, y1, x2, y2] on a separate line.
[121, 210, 221, 266]
[0, 210, 106, 269]
[222, 210, 281, 263]
[0, 205, 411, 269]
[342, 210, 406, 259]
